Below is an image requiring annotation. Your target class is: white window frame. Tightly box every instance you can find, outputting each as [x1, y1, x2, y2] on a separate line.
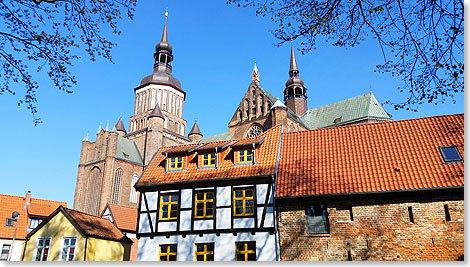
[58, 236, 78, 261]
[32, 237, 51, 261]
[29, 218, 40, 230]
[0, 244, 10, 261]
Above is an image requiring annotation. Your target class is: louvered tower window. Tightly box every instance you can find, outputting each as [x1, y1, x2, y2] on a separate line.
[112, 169, 122, 204]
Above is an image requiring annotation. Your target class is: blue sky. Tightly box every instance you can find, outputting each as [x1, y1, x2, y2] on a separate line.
[0, 0, 464, 206]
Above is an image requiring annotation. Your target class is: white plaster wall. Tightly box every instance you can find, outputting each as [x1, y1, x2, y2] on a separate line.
[193, 220, 212, 230]
[158, 221, 177, 232]
[0, 239, 25, 261]
[217, 186, 231, 206]
[137, 232, 276, 261]
[180, 190, 192, 209]
[216, 208, 231, 229]
[180, 210, 191, 231]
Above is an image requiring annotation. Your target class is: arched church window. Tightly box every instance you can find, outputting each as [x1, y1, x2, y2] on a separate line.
[129, 173, 139, 203]
[246, 124, 265, 138]
[245, 99, 249, 118]
[288, 88, 294, 98]
[295, 87, 302, 96]
[86, 167, 102, 216]
[239, 109, 243, 122]
[112, 169, 123, 205]
[260, 95, 264, 114]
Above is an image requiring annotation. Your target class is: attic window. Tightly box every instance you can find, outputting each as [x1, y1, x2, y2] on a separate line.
[439, 146, 463, 163]
[333, 117, 342, 124]
[123, 152, 129, 159]
[5, 218, 13, 227]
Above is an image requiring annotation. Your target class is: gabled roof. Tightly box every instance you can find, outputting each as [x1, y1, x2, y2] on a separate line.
[276, 114, 464, 198]
[26, 206, 132, 243]
[115, 136, 143, 166]
[300, 92, 392, 129]
[136, 125, 282, 188]
[0, 194, 66, 239]
[101, 204, 137, 233]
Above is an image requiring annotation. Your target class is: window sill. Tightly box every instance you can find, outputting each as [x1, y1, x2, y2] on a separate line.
[306, 233, 331, 237]
[197, 166, 217, 170]
[233, 162, 258, 167]
[166, 169, 187, 173]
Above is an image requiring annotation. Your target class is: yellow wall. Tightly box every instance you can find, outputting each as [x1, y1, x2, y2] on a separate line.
[86, 237, 131, 261]
[22, 212, 85, 261]
[22, 211, 131, 261]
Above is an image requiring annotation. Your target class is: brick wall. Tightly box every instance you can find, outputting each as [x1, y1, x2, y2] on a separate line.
[276, 190, 464, 261]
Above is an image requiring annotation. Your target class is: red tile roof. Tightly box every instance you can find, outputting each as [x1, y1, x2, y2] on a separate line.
[136, 125, 282, 187]
[276, 114, 464, 197]
[25, 206, 132, 243]
[0, 194, 66, 239]
[107, 204, 137, 232]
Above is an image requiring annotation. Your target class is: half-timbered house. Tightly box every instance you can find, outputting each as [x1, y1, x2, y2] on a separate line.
[134, 125, 283, 261]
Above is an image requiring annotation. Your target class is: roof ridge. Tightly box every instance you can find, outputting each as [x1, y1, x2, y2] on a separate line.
[303, 92, 373, 115]
[283, 113, 464, 135]
[66, 207, 113, 221]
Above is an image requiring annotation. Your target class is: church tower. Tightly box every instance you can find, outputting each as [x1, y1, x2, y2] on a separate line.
[284, 42, 308, 116]
[126, 11, 188, 163]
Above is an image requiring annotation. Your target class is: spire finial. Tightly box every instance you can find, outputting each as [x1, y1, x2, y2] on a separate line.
[252, 60, 260, 84]
[105, 120, 109, 131]
[165, 8, 168, 19]
[97, 123, 102, 134]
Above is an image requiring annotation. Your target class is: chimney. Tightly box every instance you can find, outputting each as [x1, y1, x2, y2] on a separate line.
[24, 190, 31, 210]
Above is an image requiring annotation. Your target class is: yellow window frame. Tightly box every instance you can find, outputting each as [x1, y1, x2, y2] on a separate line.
[168, 157, 183, 170]
[194, 191, 215, 219]
[202, 153, 216, 167]
[195, 243, 214, 261]
[239, 149, 253, 163]
[159, 244, 177, 261]
[235, 242, 256, 261]
[159, 194, 179, 220]
[233, 188, 254, 216]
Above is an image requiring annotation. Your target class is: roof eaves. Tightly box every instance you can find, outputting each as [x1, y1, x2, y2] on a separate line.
[276, 186, 465, 199]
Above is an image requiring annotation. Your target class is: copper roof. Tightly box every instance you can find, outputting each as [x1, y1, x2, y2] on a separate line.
[0, 194, 66, 239]
[136, 125, 282, 187]
[276, 114, 464, 197]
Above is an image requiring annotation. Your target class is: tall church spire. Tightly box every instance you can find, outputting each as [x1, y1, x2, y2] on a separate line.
[289, 42, 299, 77]
[284, 41, 308, 116]
[252, 61, 260, 85]
[154, 10, 173, 72]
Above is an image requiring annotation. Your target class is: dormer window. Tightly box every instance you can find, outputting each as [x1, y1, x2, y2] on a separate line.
[202, 153, 216, 167]
[239, 150, 253, 164]
[169, 157, 183, 170]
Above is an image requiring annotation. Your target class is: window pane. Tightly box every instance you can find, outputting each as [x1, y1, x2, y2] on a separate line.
[70, 238, 76, 246]
[170, 163, 175, 169]
[196, 203, 204, 209]
[245, 207, 253, 214]
[196, 244, 204, 252]
[177, 162, 182, 168]
[247, 155, 252, 161]
[207, 243, 214, 251]
[160, 256, 167, 261]
[235, 200, 243, 207]
[236, 208, 243, 214]
[171, 204, 178, 212]
[162, 205, 168, 211]
[248, 253, 256, 261]
[245, 190, 253, 197]
[246, 200, 253, 207]
[247, 242, 256, 250]
[162, 211, 168, 218]
[45, 239, 50, 246]
[206, 202, 214, 208]
[207, 254, 214, 261]
[169, 255, 176, 261]
[196, 209, 203, 216]
[62, 249, 67, 261]
[170, 245, 177, 252]
[39, 239, 44, 246]
[161, 246, 168, 253]
[206, 208, 213, 216]
[196, 255, 204, 261]
[172, 195, 179, 202]
[236, 243, 244, 251]
[204, 154, 208, 160]
[236, 254, 245, 261]
[170, 211, 177, 218]
[64, 239, 69, 246]
[207, 192, 214, 199]
[235, 191, 242, 197]
[442, 147, 462, 161]
[196, 193, 204, 200]
[162, 195, 169, 202]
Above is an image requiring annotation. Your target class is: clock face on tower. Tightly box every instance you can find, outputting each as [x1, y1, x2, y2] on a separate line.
[246, 124, 264, 138]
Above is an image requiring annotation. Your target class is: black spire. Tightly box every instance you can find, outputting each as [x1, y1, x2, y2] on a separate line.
[154, 11, 173, 71]
[149, 103, 165, 119]
[188, 120, 202, 136]
[115, 117, 127, 133]
[284, 42, 308, 116]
